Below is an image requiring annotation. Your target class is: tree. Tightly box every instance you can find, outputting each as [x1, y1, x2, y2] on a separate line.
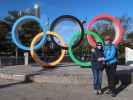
[117, 15, 133, 40]
[0, 20, 12, 55]
[94, 19, 115, 41]
[0, 9, 40, 56]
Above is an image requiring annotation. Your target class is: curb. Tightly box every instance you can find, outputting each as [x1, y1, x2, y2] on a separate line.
[0, 73, 25, 81]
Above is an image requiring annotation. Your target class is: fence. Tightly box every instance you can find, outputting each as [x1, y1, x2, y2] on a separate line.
[0, 52, 127, 67]
[0, 56, 24, 66]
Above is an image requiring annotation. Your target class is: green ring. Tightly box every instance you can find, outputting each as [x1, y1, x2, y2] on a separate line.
[68, 31, 104, 67]
[86, 31, 104, 45]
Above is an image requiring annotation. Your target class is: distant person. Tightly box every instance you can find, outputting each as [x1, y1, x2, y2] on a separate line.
[91, 42, 104, 95]
[103, 36, 118, 97]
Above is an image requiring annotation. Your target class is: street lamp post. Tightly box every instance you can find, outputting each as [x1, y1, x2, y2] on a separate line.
[34, 3, 40, 17]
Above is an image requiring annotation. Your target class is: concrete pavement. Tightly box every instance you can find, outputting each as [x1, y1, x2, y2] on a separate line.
[0, 79, 132, 100]
[0, 64, 132, 99]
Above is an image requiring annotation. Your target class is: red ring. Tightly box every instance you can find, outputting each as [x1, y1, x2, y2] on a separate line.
[87, 14, 124, 47]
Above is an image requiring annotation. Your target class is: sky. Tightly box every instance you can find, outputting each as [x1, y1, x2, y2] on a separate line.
[0, 0, 133, 44]
[0, 0, 133, 21]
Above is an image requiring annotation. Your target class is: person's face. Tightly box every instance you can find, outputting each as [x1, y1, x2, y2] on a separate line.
[97, 45, 102, 49]
[105, 40, 110, 44]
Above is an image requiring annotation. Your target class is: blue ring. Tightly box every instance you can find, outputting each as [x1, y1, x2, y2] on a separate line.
[11, 16, 46, 51]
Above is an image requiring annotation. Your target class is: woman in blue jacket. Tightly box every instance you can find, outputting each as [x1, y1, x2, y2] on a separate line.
[104, 36, 117, 97]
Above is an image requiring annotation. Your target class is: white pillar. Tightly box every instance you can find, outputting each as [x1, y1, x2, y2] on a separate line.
[34, 3, 40, 17]
[24, 52, 29, 66]
[0, 57, 1, 67]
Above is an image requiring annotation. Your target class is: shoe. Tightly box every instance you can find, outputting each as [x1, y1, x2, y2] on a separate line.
[98, 90, 103, 95]
[105, 90, 112, 94]
[97, 90, 99, 95]
[111, 92, 116, 97]
[96, 90, 103, 95]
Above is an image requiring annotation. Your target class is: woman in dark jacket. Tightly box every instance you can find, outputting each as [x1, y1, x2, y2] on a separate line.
[91, 42, 104, 95]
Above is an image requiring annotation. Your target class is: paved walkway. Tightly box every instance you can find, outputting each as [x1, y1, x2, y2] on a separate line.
[0, 64, 132, 99]
[0, 79, 132, 100]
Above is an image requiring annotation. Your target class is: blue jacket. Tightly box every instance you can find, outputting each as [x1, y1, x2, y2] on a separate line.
[104, 43, 117, 64]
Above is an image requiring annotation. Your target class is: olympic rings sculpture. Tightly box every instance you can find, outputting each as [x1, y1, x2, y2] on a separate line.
[11, 14, 124, 68]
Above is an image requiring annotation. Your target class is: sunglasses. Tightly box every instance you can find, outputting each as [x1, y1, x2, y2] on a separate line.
[97, 45, 103, 46]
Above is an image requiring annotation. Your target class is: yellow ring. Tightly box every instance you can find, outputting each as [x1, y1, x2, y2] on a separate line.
[30, 32, 65, 68]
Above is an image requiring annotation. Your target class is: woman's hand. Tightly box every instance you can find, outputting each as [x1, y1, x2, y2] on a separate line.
[98, 57, 104, 61]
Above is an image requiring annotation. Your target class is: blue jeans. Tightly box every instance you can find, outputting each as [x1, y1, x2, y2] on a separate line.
[92, 68, 103, 90]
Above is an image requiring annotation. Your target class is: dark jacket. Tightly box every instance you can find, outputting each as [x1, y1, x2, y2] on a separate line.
[91, 48, 104, 70]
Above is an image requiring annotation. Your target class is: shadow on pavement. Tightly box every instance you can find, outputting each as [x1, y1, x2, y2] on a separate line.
[102, 68, 133, 96]
[0, 66, 67, 90]
[115, 68, 133, 95]
[126, 61, 133, 66]
[0, 80, 32, 89]
[0, 69, 46, 89]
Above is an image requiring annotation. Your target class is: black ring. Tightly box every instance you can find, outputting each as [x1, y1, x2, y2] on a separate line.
[50, 15, 84, 50]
